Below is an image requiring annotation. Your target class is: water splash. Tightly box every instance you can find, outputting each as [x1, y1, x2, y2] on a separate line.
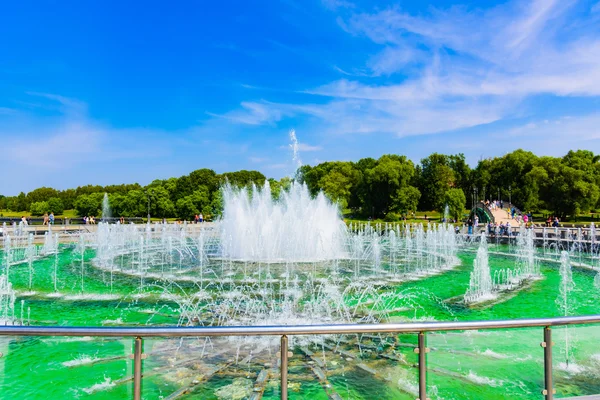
[464, 233, 494, 303]
[289, 129, 302, 172]
[557, 251, 575, 366]
[219, 181, 347, 262]
[102, 193, 112, 221]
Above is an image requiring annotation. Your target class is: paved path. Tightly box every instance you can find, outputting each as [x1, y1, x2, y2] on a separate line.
[490, 207, 518, 224]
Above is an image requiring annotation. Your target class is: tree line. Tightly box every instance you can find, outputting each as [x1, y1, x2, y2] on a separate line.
[1, 149, 598, 221]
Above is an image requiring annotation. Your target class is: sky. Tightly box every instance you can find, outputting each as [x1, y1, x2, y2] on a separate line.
[1, 0, 600, 195]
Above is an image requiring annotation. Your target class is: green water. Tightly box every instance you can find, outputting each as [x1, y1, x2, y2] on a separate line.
[1, 246, 600, 399]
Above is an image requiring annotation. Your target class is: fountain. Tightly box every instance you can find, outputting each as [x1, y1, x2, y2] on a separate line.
[464, 233, 494, 303]
[3, 177, 600, 398]
[557, 251, 575, 368]
[102, 193, 112, 221]
[0, 274, 16, 324]
[219, 181, 348, 262]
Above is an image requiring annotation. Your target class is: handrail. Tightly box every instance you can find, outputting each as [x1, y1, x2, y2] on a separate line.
[2, 315, 599, 400]
[1, 314, 599, 337]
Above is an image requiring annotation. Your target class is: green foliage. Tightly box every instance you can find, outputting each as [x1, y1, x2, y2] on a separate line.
[418, 153, 456, 211]
[30, 201, 49, 216]
[393, 186, 421, 214]
[443, 188, 466, 220]
[6, 149, 600, 222]
[47, 197, 64, 214]
[359, 155, 416, 217]
[74, 193, 104, 217]
[384, 212, 401, 222]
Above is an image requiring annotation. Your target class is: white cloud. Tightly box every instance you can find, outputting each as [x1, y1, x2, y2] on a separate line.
[207, 101, 289, 125]
[249, 156, 268, 163]
[0, 93, 177, 194]
[208, 0, 600, 142]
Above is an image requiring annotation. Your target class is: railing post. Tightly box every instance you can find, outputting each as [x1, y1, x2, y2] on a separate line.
[417, 331, 428, 400]
[281, 335, 288, 400]
[133, 336, 143, 400]
[542, 327, 554, 400]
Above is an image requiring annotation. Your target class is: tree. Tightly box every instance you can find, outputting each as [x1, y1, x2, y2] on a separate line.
[220, 170, 266, 188]
[149, 186, 176, 218]
[443, 189, 466, 221]
[358, 155, 416, 217]
[27, 187, 59, 204]
[176, 197, 199, 220]
[74, 193, 104, 216]
[47, 197, 64, 215]
[393, 186, 421, 215]
[176, 186, 211, 219]
[30, 201, 49, 216]
[268, 177, 292, 200]
[418, 153, 456, 211]
[317, 162, 360, 210]
[16, 192, 28, 211]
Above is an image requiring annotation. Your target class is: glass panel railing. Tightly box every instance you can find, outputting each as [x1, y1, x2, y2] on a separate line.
[428, 327, 544, 399]
[553, 323, 600, 398]
[0, 335, 133, 399]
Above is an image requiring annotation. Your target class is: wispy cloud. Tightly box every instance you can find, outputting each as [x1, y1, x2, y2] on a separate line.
[249, 156, 268, 163]
[0, 93, 175, 193]
[207, 101, 289, 125]
[216, 0, 600, 139]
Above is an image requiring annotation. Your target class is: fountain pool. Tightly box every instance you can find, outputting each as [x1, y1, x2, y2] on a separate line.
[0, 183, 600, 399]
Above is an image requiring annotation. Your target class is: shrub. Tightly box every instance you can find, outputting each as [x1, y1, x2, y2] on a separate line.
[384, 212, 401, 222]
[30, 201, 49, 216]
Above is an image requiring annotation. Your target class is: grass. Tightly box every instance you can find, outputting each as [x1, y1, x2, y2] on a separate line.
[0, 209, 78, 218]
[342, 209, 463, 225]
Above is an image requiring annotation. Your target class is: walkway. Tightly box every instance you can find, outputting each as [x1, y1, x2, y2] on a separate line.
[490, 206, 518, 225]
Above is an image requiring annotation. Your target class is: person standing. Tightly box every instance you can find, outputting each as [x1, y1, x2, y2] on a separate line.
[199, 213, 203, 223]
[49, 212, 55, 225]
[43, 212, 49, 225]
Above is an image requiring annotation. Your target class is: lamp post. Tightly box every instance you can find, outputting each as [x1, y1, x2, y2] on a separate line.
[497, 188, 500, 202]
[508, 185, 512, 206]
[483, 186, 486, 202]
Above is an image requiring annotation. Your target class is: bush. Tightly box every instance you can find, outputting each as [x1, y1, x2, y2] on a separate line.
[47, 197, 64, 215]
[30, 201, 49, 216]
[384, 212, 401, 222]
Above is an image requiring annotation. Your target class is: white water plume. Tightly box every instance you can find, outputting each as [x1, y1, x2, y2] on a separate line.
[464, 233, 494, 303]
[102, 193, 112, 220]
[557, 251, 575, 367]
[219, 181, 348, 262]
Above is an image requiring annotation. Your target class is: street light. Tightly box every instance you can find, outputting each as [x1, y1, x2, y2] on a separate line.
[497, 188, 500, 202]
[483, 185, 486, 202]
[508, 185, 512, 206]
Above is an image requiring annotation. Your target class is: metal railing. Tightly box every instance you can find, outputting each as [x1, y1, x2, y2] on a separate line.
[2, 315, 600, 400]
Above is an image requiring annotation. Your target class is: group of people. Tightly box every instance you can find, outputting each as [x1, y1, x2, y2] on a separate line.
[83, 216, 96, 224]
[193, 214, 204, 223]
[546, 216, 561, 227]
[42, 212, 55, 225]
[486, 200, 503, 210]
[466, 216, 480, 234]
[487, 221, 514, 236]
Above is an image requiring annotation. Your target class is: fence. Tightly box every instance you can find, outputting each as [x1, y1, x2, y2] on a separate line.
[2, 315, 600, 399]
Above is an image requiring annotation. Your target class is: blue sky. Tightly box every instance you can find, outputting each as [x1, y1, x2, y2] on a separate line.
[2, 0, 600, 195]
